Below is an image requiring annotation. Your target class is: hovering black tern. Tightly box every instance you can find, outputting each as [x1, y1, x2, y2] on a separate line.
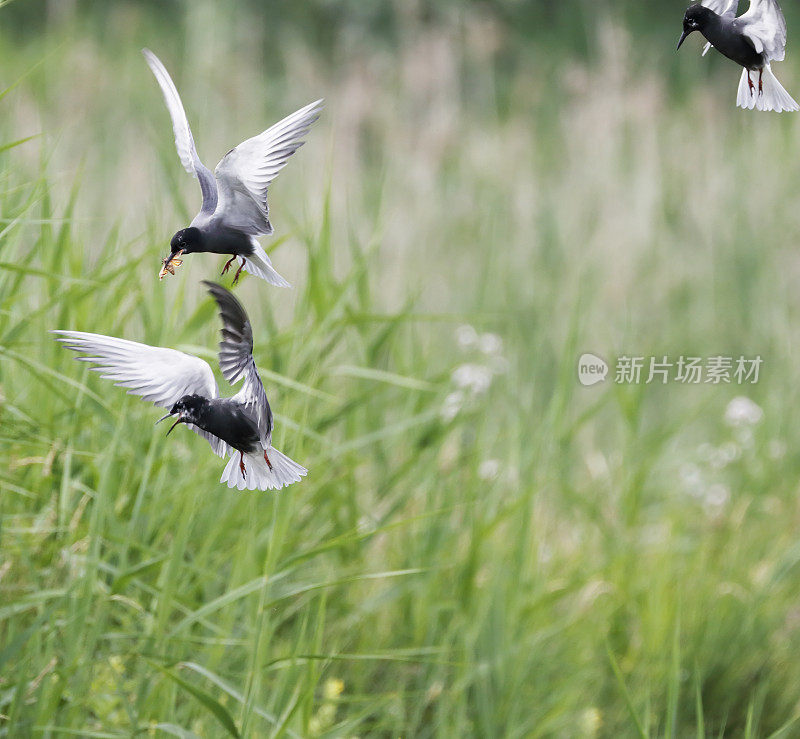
[143, 49, 323, 284]
[54, 282, 307, 491]
[677, 1, 799, 112]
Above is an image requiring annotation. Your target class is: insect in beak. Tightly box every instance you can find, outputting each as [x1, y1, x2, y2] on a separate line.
[158, 249, 185, 280]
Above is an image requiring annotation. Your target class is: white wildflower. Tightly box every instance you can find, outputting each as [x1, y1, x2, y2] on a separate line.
[452, 364, 494, 395]
[579, 707, 603, 737]
[724, 397, 763, 427]
[478, 459, 501, 481]
[708, 442, 740, 470]
[456, 324, 478, 349]
[719, 442, 740, 465]
[441, 391, 465, 422]
[478, 332, 503, 356]
[679, 463, 703, 495]
[705, 483, 730, 509]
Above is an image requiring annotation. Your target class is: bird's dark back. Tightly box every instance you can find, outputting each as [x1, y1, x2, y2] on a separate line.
[200, 398, 262, 453]
[200, 224, 255, 257]
[709, 17, 765, 69]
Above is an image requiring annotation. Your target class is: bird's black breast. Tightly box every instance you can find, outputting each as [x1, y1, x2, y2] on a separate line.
[199, 225, 255, 257]
[197, 399, 261, 453]
[706, 20, 765, 69]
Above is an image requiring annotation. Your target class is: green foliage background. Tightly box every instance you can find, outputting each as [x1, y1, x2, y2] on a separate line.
[3, 0, 800, 736]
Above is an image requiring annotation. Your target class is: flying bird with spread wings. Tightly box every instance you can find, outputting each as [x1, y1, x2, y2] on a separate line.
[54, 282, 307, 491]
[143, 49, 323, 284]
[677, 0, 798, 112]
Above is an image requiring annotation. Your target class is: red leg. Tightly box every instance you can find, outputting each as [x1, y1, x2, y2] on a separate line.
[758, 69, 763, 95]
[221, 255, 236, 275]
[264, 450, 273, 471]
[747, 72, 755, 94]
[239, 451, 247, 478]
[232, 258, 246, 285]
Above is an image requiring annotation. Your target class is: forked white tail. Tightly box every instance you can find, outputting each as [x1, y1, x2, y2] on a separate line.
[242, 238, 291, 287]
[220, 446, 307, 491]
[737, 65, 799, 112]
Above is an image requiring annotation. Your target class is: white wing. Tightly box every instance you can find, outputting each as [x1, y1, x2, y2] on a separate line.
[203, 282, 273, 446]
[701, 0, 740, 55]
[212, 99, 323, 236]
[739, 0, 788, 62]
[53, 330, 229, 457]
[142, 49, 218, 215]
[701, 0, 739, 16]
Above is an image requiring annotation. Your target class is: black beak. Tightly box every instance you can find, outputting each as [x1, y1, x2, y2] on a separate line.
[165, 417, 186, 436]
[155, 412, 186, 436]
[677, 29, 690, 50]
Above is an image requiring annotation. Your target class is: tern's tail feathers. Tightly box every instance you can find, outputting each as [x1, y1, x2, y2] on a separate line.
[220, 446, 307, 491]
[243, 239, 290, 288]
[737, 65, 799, 113]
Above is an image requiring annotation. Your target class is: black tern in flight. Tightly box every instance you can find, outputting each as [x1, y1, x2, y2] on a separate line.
[54, 282, 307, 491]
[143, 49, 323, 284]
[677, 1, 799, 112]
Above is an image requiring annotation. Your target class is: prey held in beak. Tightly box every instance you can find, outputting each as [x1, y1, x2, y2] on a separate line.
[158, 249, 185, 280]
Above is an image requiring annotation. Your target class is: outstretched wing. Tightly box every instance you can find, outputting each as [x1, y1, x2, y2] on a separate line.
[211, 99, 323, 236]
[142, 49, 218, 215]
[702, 0, 739, 16]
[739, 0, 788, 62]
[701, 0, 740, 55]
[203, 282, 273, 445]
[53, 330, 229, 457]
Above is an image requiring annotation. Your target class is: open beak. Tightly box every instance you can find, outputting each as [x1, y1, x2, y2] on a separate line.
[165, 417, 186, 436]
[677, 30, 690, 50]
[158, 250, 185, 280]
[156, 412, 186, 436]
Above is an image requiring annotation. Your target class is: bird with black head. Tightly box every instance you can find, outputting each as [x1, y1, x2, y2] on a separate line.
[677, 0, 798, 112]
[143, 49, 323, 285]
[54, 282, 306, 491]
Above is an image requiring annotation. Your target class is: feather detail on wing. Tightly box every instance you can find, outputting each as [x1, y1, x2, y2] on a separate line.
[52, 330, 229, 457]
[212, 99, 323, 236]
[701, 0, 739, 18]
[740, 0, 788, 62]
[203, 282, 274, 445]
[142, 49, 218, 214]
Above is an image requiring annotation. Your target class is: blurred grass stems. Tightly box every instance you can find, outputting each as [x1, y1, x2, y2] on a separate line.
[4, 5, 800, 736]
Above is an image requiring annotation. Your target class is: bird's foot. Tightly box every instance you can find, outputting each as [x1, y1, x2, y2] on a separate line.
[747, 72, 755, 95]
[221, 255, 236, 275]
[232, 258, 246, 285]
[239, 452, 247, 478]
[759, 69, 764, 95]
[264, 450, 273, 471]
[159, 249, 185, 280]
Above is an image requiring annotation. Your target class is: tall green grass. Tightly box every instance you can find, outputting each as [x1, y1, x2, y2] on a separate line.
[4, 4, 800, 736]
